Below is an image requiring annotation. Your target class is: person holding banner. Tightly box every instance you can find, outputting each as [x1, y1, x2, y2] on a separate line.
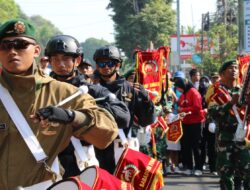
[93, 45, 156, 174]
[0, 18, 118, 190]
[44, 35, 130, 178]
[206, 60, 250, 190]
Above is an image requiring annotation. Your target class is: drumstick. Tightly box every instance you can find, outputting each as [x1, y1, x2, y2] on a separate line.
[56, 85, 88, 107]
[145, 89, 159, 97]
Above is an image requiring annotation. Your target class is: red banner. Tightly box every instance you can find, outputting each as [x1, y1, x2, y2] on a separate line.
[135, 46, 170, 103]
[246, 124, 250, 143]
[167, 119, 183, 143]
[237, 55, 250, 84]
[114, 148, 164, 190]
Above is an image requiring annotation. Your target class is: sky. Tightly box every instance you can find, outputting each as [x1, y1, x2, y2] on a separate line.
[14, 0, 217, 43]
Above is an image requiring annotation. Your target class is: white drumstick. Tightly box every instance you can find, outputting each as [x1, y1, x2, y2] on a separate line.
[56, 85, 88, 107]
[94, 93, 116, 102]
[145, 89, 159, 97]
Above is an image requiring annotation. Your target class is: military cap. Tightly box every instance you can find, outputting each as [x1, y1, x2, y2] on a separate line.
[79, 58, 92, 67]
[210, 72, 219, 78]
[219, 59, 238, 74]
[0, 18, 36, 41]
[123, 68, 135, 79]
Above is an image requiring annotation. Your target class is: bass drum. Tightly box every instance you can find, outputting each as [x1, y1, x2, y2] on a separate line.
[47, 177, 92, 190]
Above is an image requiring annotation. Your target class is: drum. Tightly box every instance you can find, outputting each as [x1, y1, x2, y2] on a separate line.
[47, 177, 91, 190]
[79, 166, 134, 190]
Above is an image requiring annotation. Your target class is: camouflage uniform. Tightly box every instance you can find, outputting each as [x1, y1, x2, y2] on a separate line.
[208, 84, 250, 190]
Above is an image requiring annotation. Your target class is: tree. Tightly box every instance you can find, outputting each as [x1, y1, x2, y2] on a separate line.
[0, 0, 20, 24]
[80, 38, 110, 64]
[108, 0, 175, 59]
[30, 16, 62, 53]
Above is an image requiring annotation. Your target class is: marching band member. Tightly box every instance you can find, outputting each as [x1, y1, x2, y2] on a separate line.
[93, 45, 156, 174]
[206, 60, 250, 190]
[45, 34, 130, 178]
[0, 18, 118, 190]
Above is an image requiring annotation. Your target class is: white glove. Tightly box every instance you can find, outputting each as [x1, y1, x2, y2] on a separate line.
[208, 122, 216, 133]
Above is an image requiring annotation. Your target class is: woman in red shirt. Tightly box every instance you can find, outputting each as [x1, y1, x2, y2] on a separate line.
[175, 77, 205, 176]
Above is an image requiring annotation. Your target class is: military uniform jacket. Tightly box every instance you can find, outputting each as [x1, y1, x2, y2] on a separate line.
[207, 82, 242, 142]
[0, 68, 118, 189]
[99, 75, 156, 134]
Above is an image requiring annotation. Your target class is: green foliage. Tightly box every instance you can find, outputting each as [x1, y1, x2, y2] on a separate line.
[109, 0, 175, 60]
[30, 16, 62, 54]
[192, 0, 239, 77]
[80, 38, 110, 65]
[0, 0, 19, 24]
[194, 23, 238, 76]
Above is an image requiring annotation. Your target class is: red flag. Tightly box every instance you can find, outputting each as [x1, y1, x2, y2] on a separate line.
[157, 116, 169, 132]
[135, 46, 170, 103]
[237, 55, 250, 84]
[114, 148, 164, 190]
[167, 119, 183, 143]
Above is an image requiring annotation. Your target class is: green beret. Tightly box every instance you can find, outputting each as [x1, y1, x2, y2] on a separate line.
[219, 59, 238, 74]
[0, 18, 36, 41]
[123, 68, 135, 79]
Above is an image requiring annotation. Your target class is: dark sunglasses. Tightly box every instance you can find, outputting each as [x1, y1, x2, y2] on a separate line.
[97, 61, 116, 68]
[0, 39, 36, 51]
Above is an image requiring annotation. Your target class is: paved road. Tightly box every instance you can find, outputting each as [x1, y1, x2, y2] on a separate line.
[163, 170, 220, 190]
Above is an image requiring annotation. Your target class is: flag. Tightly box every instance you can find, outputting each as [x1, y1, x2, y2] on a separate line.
[135, 46, 170, 103]
[114, 148, 164, 190]
[167, 119, 183, 143]
[237, 55, 250, 84]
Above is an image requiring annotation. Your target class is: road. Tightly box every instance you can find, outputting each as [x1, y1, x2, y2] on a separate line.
[163, 170, 220, 190]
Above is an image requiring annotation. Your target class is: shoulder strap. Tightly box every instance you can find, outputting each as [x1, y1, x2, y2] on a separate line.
[0, 84, 47, 162]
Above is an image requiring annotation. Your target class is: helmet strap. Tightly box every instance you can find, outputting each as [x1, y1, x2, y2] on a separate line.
[53, 64, 76, 80]
[99, 68, 117, 79]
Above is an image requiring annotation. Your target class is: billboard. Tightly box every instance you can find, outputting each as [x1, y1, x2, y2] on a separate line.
[244, 0, 250, 52]
[170, 34, 216, 60]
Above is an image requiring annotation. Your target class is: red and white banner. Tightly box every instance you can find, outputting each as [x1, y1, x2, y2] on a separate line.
[114, 148, 164, 190]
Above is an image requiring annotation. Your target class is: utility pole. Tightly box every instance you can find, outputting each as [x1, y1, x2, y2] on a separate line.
[177, 0, 181, 69]
[238, 0, 244, 54]
[201, 13, 204, 63]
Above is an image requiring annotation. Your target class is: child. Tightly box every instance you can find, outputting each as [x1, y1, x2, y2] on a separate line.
[165, 112, 181, 174]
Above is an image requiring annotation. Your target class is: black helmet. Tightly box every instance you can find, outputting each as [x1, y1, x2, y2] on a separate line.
[79, 58, 92, 67]
[93, 45, 122, 63]
[45, 35, 82, 57]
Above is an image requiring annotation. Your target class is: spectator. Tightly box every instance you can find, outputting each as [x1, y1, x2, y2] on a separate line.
[175, 77, 204, 176]
[189, 68, 200, 89]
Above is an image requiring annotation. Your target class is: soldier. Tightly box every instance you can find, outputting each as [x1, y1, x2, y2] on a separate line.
[93, 45, 156, 174]
[77, 58, 93, 83]
[207, 60, 250, 190]
[0, 18, 118, 189]
[44, 34, 130, 178]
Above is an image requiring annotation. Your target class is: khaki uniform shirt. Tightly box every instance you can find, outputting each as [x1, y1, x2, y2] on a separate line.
[0, 68, 118, 189]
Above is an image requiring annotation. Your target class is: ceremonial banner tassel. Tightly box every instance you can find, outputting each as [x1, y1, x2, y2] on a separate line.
[114, 148, 164, 190]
